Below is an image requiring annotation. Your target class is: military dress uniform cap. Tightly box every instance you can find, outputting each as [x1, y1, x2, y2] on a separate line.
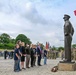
[63, 14, 70, 19]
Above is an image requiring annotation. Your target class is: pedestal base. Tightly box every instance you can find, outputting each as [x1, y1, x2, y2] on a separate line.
[58, 62, 76, 71]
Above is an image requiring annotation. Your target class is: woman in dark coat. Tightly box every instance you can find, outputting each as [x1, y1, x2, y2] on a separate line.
[20, 42, 26, 69]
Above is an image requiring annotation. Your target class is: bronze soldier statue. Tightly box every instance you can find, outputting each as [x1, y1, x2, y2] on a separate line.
[63, 14, 74, 62]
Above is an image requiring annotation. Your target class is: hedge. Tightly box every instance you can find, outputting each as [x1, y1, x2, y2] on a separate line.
[0, 43, 15, 49]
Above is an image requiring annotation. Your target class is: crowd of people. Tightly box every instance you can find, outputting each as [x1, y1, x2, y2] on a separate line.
[4, 50, 14, 59]
[14, 40, 47, 72]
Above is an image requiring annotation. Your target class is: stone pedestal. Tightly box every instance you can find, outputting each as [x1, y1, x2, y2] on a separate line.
[58, 62, 76, 71]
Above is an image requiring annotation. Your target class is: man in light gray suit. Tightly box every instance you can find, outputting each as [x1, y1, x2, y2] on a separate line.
[63, 14, 74, 62]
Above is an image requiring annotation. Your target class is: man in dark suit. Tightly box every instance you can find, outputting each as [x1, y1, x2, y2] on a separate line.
[37, 43, 42, 66]
[63, 14, 74, 62]
[4, 50, 7, 59]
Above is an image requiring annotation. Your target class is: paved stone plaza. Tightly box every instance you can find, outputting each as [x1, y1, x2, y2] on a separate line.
[0, 57, 76, 75]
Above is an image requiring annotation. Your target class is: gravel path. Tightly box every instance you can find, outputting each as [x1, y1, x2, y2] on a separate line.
[0, 57, 76, 75]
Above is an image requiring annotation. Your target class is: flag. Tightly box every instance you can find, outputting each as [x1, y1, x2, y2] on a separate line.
[46, 42, 48, 49]
[48, 42, 49, 49]
[46, 42, 49, 49]
[74, 10, 76, 16]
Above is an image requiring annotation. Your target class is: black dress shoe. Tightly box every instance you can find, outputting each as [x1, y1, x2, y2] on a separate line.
[22, 68, 26, 70]
[19, 69, 22, 71]
[27, 67, 30, 68]
[38, 64, 42, 66]
[31, 65, 33, 67]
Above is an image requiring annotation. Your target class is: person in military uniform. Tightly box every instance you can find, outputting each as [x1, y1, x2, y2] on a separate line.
[63, 14, 74, 62]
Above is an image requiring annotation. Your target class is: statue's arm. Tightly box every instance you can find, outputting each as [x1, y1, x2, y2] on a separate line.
[71, 26, 74, 36]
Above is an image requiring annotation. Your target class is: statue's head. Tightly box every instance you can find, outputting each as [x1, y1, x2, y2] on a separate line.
[63, 14, 70, 21]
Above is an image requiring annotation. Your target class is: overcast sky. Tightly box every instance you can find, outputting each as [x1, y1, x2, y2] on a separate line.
[0, 0, 76, 47]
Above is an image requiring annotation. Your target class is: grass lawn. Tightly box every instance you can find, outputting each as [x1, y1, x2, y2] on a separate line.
[0, 49, 14, 51]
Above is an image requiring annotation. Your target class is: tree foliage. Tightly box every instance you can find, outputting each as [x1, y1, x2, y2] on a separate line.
[0, 33, 32, 49]
[57, 46, 64, 51]
[10, 39, 15, 44]
[0, 33, 15, 49]
[0, 33, 10, 44]
[51, 46, 57, 50]
[15, 34, 31, 44]
[72, 44, 76, 48]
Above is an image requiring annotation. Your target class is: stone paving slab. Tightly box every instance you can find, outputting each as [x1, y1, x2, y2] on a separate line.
[0, 57, 76, 75]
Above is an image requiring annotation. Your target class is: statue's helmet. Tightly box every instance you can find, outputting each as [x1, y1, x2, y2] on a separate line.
[63, 14, 70, 19]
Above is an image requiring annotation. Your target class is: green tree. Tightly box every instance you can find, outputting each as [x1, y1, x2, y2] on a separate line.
[72, 44, 76, 48]
[15, 34, 31, 44]
[5, 43, 15, 49]
[0, 33, 16, 49]
[57, 46, 64, 51]
[51, 46, 57, 50]
[10, 39, 15, 44]
[0, 33, 10, 44]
